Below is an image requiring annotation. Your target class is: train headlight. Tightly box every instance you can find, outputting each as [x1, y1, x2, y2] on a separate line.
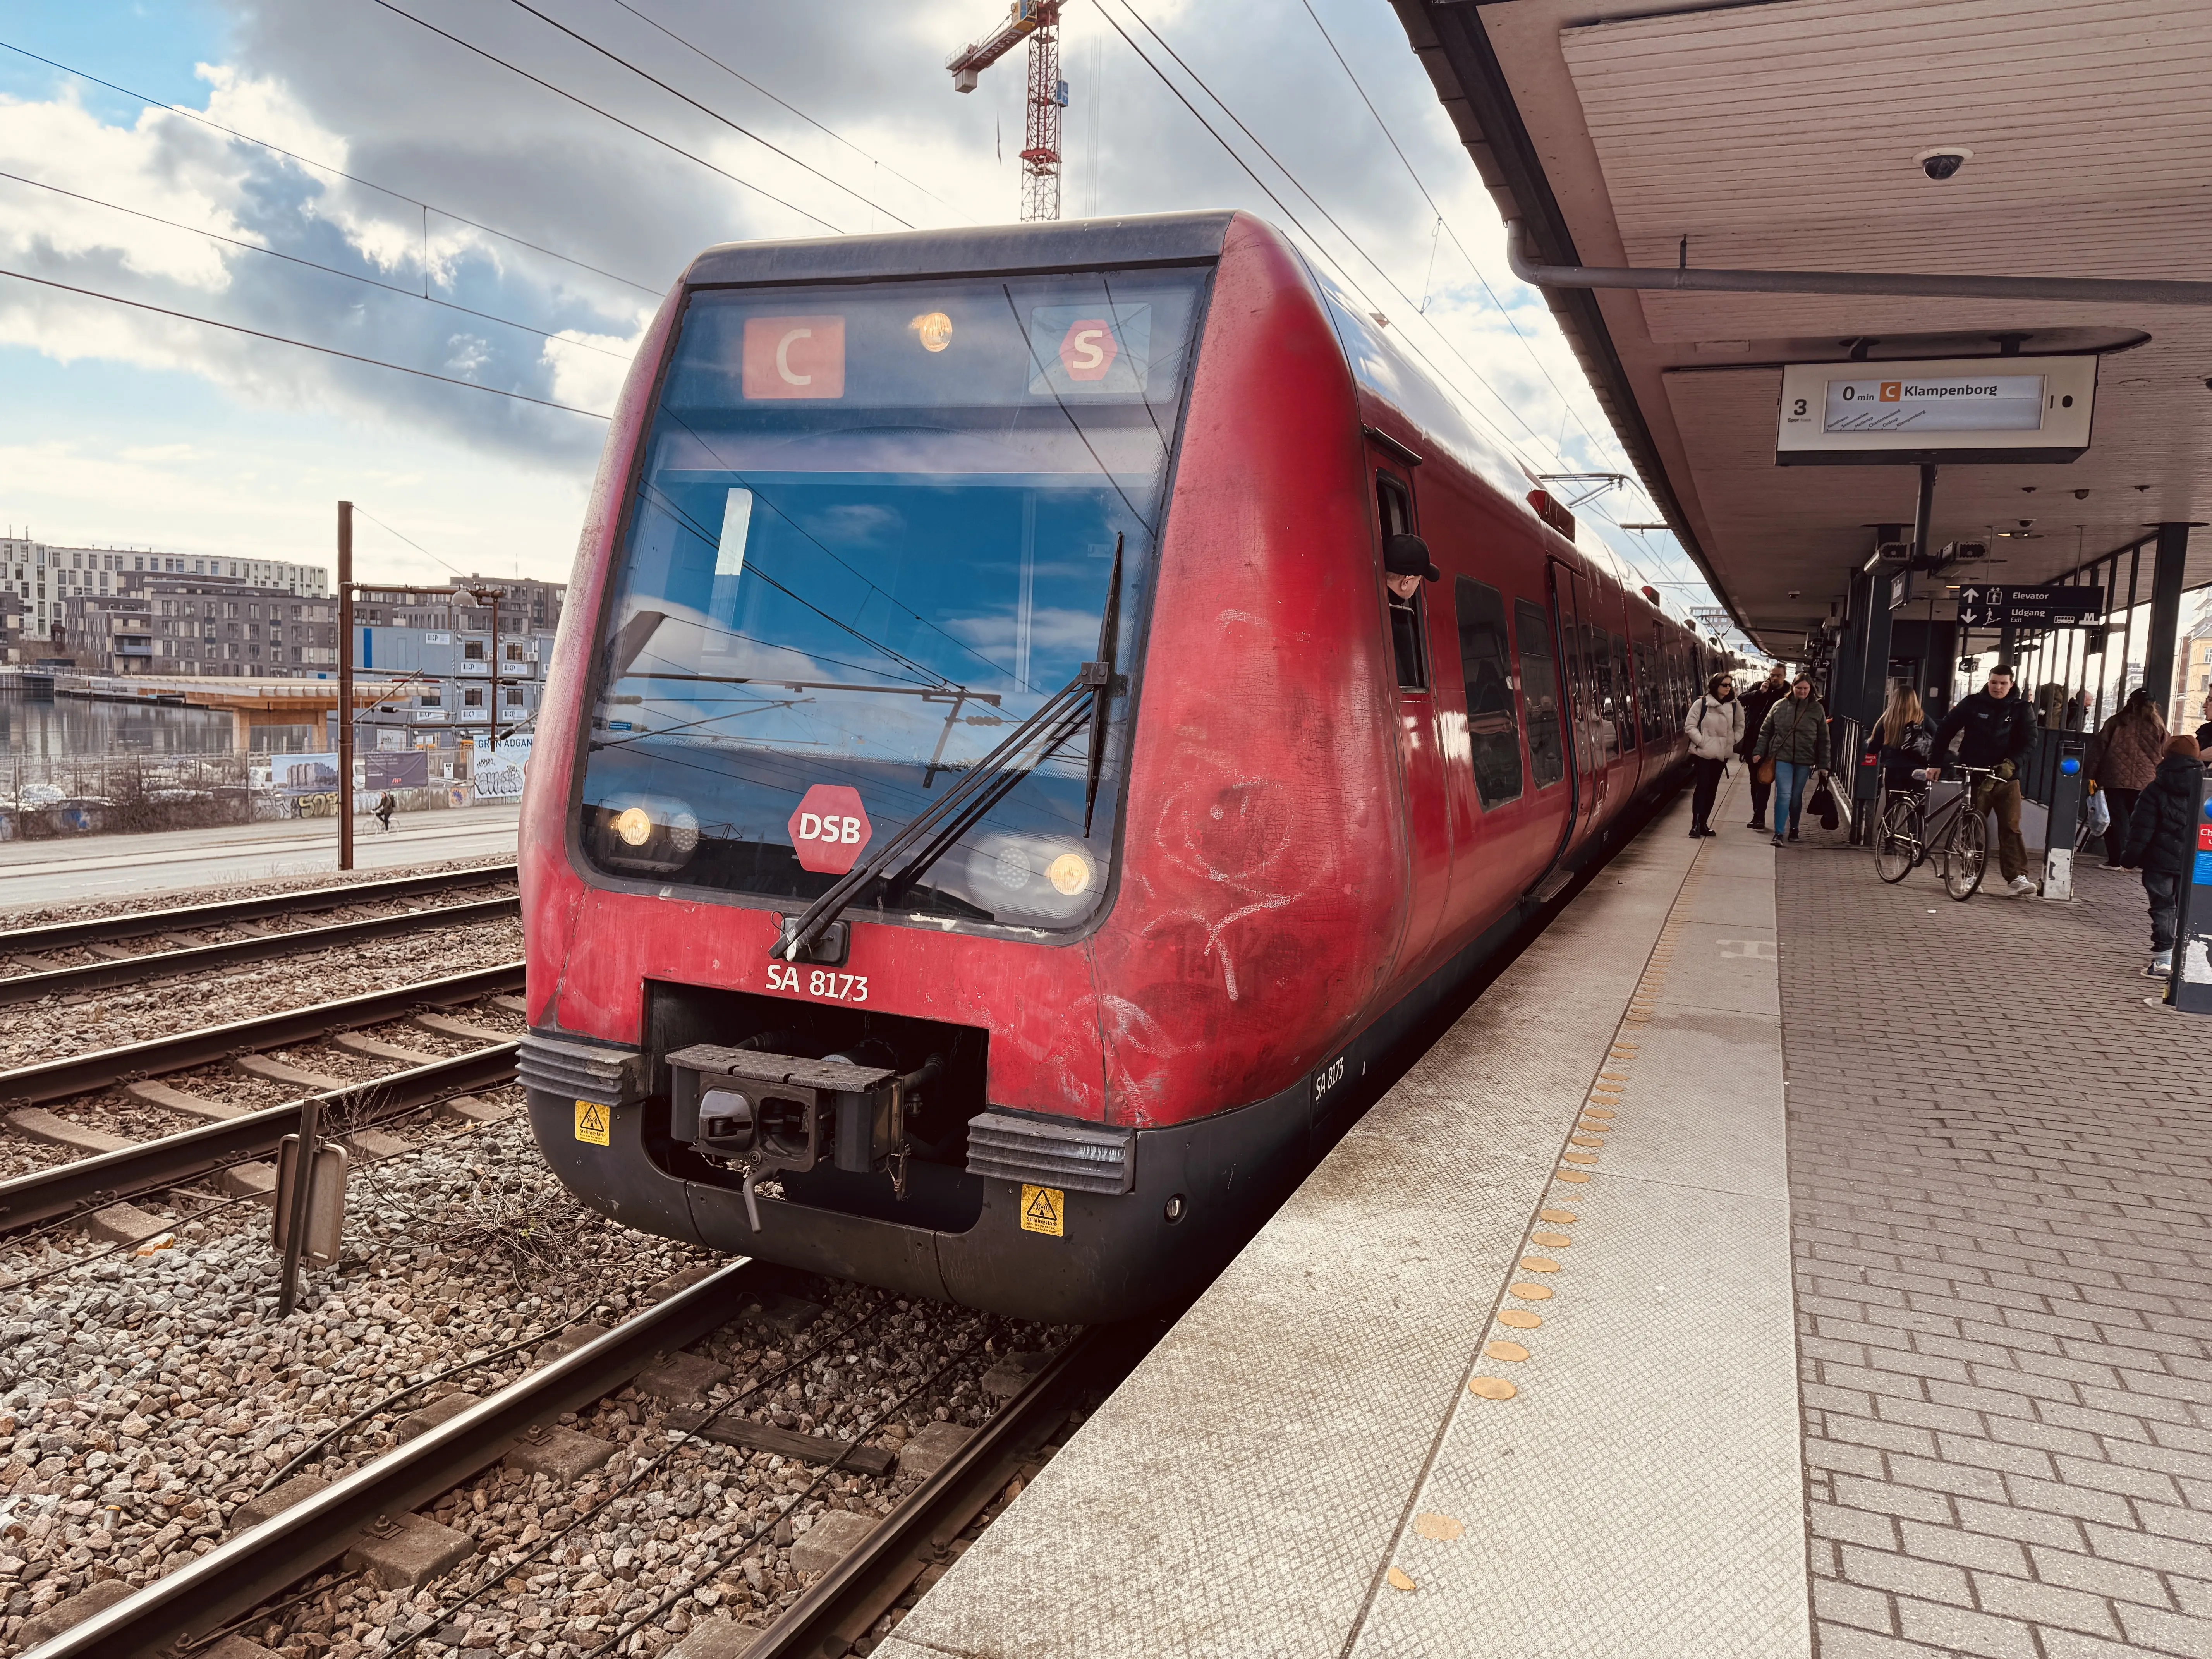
[613, 805, 653, 846]
[1048, 851, 1091, 896]
[993, 846, 1033, 890]
[668, 808, 700, 855]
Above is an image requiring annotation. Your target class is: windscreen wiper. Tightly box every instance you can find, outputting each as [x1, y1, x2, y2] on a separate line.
[774, 664, 1105, 961]
[776, 548, 1128, 962]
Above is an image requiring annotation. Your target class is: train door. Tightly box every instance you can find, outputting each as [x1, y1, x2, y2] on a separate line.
[1548, 562, 1607, 836]
[1373, 456, 1453, 968]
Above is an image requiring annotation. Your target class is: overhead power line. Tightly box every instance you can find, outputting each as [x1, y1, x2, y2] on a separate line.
[500, 0, 914, 228]
[601, 0, 968, 220]
[0, 267, 611, 418]
[1096, 2, 1544, 465]
[1292, 0, 1626, 480]
[362, 0, 846, 236]
[0, 169, 633, 361]
[0, 37, 663, 297]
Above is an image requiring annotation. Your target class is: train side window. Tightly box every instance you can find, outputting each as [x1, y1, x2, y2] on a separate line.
[1635, 639, 1662, 744]
[1514, 598, 1566, 788]
[1613, 633, 1637, 752]
[1454, 577, 1523, 807]
[1376, 474, 1426, 691]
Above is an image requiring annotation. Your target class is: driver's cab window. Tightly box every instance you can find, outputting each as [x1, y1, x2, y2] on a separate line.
[1377, 474, 1426, 691]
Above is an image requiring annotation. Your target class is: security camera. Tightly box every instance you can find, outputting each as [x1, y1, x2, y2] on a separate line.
[1915, 147, 1972, 180]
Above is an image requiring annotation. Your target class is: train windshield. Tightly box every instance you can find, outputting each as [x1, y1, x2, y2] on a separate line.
[577, 266, 1209, 930]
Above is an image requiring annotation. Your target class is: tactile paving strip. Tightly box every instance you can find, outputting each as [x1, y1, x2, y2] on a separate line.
[894, 775, 1806, 1659]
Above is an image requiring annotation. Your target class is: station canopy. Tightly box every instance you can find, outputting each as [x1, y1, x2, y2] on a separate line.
[1392, 0, 2212, 654]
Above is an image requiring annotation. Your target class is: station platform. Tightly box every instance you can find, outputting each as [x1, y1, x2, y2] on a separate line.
[885, 771, 2212, 1659]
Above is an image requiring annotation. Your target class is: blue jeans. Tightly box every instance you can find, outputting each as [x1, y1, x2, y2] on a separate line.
[1771, 761, 1814, 835]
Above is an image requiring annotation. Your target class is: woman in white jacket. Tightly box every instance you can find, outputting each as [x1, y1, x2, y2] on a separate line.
[1683, 673, 1744, 838]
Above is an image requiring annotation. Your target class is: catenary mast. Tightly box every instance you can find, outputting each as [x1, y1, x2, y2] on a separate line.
[948, 0, 1066, 222]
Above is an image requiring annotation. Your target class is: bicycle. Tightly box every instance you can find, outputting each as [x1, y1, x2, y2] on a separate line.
[1873, 764, 1996, 901]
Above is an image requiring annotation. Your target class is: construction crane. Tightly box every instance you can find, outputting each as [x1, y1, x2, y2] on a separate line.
[948, 0, 1068, 222]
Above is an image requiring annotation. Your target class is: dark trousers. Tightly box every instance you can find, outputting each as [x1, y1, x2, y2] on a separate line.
[1746, 761, 1771, 825]
[2145, 870, 2180, 954]
[2099, 787, 2139, 861]
[1690, 757, 1726, 829]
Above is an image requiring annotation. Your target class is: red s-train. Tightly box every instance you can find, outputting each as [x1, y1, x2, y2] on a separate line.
[519, 211, 1716, 1322]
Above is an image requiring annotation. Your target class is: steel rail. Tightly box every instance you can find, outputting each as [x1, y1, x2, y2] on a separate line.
[23, 1257, 764, 1659]
[0, 961, 524, 1105]
[0, 862, 518, 953]
[749, 1317, 1163, 1659]
[0, 1041, 517, 1237]
[0, 894, 519, 1006]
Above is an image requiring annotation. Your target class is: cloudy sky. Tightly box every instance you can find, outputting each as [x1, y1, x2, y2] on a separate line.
[0, 0, 1712, 607]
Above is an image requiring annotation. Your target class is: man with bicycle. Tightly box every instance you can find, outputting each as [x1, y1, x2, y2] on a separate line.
[1930, 663, 2040, 896]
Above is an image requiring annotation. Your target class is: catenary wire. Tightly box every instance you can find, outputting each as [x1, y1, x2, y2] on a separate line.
[1293, 0, 1628, 480]
[0, 267, 610, 418]
[500, 0, 914, 228]
[1103, 0, 1708, 606]
[0, 168, 633, 361]
[0, 38, 662, 297]
[362, 0, 846, 236]
[601, 0, 970, 220]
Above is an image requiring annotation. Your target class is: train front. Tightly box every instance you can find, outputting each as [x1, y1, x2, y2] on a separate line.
[520, 218, 1258, 1321]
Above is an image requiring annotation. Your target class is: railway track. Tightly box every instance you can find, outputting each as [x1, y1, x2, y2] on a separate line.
[0, 963, 524, 1242]
[18, 1259, 1157, 1659]
[0, 864, 519, 1006]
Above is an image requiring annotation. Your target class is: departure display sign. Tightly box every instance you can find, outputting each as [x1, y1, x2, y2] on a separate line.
[1823, 374, 2045, 433]
[1776, 355, 2095, 465]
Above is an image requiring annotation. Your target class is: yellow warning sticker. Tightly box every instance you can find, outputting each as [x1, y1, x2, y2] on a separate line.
[574, 1099, 610, 1146]
[1019, 1183, 1065, 1237]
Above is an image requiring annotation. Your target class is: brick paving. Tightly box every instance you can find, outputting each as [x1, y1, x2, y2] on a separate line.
[1776, 833, 2212, 1659]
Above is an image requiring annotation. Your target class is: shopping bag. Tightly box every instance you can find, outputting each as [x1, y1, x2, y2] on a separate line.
[2083, 787, 2111, 836]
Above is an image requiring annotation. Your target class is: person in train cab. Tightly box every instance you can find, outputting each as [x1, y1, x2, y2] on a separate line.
[1683, 673, 1742, 838]
[1382, 532, 1440, 685]
[1932, 663, 2040, 896]
[1751, 673, 1829, 847]
[2087, 688, 2167, 867]
[1863, 684, 1936, 799]
[2193, 690, 2212, 756]
[2112, 733, 2204, 980]
[1738, 663, 1790, 830]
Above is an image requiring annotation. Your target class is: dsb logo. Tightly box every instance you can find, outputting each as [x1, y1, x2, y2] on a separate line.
[788, 784, 871, 875]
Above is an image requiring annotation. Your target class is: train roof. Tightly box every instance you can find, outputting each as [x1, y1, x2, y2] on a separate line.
[682, 211, 1238, 289]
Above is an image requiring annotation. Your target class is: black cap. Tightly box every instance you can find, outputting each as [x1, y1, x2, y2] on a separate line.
[1384, 533, 1441, 583]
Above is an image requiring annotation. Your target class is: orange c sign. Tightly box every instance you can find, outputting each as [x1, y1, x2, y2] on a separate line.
[743, 316, 845, 400]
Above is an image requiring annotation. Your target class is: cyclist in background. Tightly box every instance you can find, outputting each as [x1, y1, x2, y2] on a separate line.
[1932, 663, 2039, 896]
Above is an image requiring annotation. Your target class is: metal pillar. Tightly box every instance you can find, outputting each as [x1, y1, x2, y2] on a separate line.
[2142, 522, 2192, 724]
[337, 502, 354, 874]
[2119, 542, 2142, 698]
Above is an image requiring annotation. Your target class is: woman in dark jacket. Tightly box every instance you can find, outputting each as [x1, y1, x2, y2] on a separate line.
[2115, 734, 2203, 979]
[2088, 688, 2168, 865]
[1863, 685, 1936, 797]
[1752, 674, 1830, 847]
[1736, 665, 1789, 830]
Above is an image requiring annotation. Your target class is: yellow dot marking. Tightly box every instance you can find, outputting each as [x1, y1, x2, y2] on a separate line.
[1569, 1135, 1605, 1148]
[1539, 1208, 1578, 1223]
[1553, 1169, 1591, 1184]
[1485, 1340, 1530, 1363]
[1597, 1072, 1630, 1083]
[1576, 1121, 1612, 1136]
[1509, 1282, 1553, 1300]
[1413, 1513, 1463, 1540]
[1386, 1565, 1417, 1592]
[1467, 1377, 1517, 1401]
[1531, 1231, 1573, 1247]
[1519, 1256, 1562, 1273]
[1582, 1108, 1616, 1119]
[1497, 1309, 1542, 1329]
[1562, 1151, 1599, 1164]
